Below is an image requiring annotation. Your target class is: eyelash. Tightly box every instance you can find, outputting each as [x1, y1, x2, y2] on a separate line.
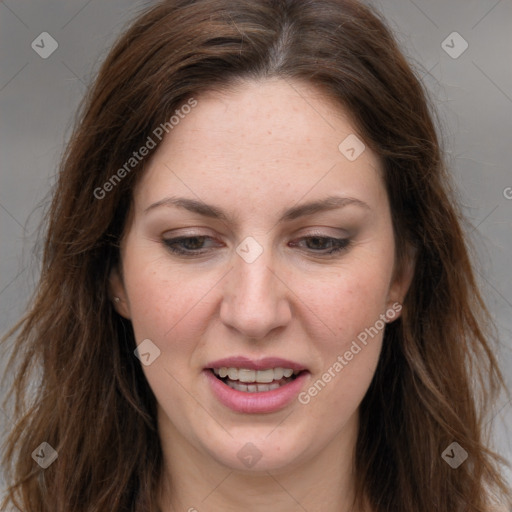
[162, 234, 351, 257]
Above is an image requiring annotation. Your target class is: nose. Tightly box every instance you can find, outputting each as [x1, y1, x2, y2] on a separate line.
[219, 246, 292, 340]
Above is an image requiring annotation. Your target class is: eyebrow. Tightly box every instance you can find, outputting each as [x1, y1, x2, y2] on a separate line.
[144, 195, 370, 223]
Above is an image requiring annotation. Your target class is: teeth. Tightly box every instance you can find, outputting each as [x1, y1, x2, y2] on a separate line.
[255, 369, 274, 383]
[238, 369, 256, 383]
[212, 367, 299, 383]
[273, 367, 284, 380]
[225, 380, 283, 393]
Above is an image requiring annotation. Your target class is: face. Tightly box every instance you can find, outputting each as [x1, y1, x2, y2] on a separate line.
[111, 78, 412, 478]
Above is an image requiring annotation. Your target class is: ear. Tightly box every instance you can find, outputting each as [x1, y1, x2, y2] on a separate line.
[386, 245, 416, 321]
[109, 266, 131, 319]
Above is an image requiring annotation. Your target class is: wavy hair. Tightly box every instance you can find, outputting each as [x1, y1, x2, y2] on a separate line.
[2, 0, 511, 510]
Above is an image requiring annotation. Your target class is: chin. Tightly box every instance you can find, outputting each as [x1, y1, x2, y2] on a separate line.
[202, 431, 309, 473]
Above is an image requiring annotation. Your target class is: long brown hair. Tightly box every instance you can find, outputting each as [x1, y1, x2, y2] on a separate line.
[2, 0, 511, 510]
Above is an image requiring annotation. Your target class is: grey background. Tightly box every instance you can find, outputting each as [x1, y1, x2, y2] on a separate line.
[1, 0, 511, 494]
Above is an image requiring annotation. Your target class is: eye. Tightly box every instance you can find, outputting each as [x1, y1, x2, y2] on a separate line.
[290, 235, 351, 256]
[162, 234, 351, 258]
[163, 236, 220, 256]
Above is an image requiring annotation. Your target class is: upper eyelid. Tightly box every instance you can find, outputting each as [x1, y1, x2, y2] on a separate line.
[162, 232, 348, 242]
[162, 225, 350, 238]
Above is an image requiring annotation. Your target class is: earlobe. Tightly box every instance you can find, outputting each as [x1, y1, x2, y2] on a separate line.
[109, 267, 131, 319]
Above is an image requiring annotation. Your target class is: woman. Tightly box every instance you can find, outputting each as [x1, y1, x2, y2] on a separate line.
[1, 0, 511, 510]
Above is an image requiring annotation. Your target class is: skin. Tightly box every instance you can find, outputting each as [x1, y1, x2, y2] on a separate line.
[111, 78, 414, 512]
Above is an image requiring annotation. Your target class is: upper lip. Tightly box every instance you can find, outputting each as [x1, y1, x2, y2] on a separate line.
[206, 356, 308, 372]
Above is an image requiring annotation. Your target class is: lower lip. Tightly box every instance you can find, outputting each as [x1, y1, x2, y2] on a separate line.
[204, 369, 309, 414]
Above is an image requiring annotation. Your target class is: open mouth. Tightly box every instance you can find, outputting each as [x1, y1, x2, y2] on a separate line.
[209, 367, 304, 393]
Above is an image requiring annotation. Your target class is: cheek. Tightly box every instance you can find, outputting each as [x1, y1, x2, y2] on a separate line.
[293, 249, 393, 408]
[297, 253, 394, 342]
[122, 254, 210, 416]
[298, 272, 387, 419]
[122, 249, 206, 354]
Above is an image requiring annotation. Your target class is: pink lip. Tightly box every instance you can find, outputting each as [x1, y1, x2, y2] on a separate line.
[204, 368, 309, 414]
[206, 356, 307, 372]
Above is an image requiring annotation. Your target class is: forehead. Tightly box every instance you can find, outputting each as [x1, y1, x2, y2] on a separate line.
[134, 78, 385, 217]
